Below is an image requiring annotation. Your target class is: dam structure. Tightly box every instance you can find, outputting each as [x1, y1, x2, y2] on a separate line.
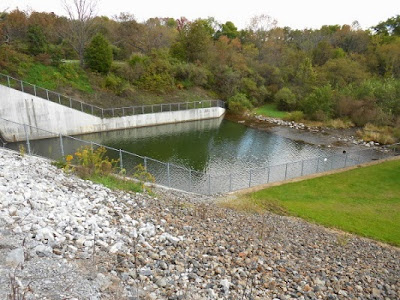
[0, 73, 225, 142]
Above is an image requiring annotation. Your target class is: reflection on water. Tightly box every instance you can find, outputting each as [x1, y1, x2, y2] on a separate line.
[74, 117, 335, 175]
[7, 116, 390, 194]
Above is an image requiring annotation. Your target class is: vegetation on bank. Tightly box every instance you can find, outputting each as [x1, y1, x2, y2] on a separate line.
[0, 8, 399, 141]
[254, 104, 289, 119]
[53, 146, 154, 194]
[221, 159, 400, 246]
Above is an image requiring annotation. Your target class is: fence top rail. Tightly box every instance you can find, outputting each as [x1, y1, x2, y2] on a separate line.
[0, 73, 224, 118]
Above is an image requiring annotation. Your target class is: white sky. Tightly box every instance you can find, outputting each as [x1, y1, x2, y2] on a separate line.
[2, 0, 399, 30]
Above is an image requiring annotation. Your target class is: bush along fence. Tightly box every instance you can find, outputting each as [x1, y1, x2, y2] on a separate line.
[0, 116, 398, 195]
[0, 73, 225, 118]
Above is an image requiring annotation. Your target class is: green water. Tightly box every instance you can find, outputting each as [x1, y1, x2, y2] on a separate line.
[75, 117, 333, 174]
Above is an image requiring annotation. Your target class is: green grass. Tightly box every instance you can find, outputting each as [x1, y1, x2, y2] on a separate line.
[25, 63, 93, 93]
[223, 159, 400, 246]
[254, 103, 289, 119]
[89, 174, 142, 193]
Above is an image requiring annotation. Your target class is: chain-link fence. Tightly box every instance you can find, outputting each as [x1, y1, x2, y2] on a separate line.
[0, 73, 225, 118]
[0, 116, 398, 195]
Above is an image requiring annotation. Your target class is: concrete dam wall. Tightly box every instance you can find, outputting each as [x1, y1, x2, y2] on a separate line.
[0, 85, 225, 142]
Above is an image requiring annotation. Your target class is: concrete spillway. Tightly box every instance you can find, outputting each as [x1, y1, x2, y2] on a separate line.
[0, 84, 225, 142]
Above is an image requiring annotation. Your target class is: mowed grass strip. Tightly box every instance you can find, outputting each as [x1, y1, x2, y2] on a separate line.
[254, 103, 289, 119]
[222, 159, 400, 246]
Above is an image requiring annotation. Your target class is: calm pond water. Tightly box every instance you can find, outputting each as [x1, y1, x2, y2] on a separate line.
[9, 116, 387, 193]
[74, 116, 335, 174]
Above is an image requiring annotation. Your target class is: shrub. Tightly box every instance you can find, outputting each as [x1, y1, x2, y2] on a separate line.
[73, 146, 118, 179]
[48, 45, 63, 67]
[131, 164, 155, 191]
[103, 73, 125, 95]
[27, 25, 47, 56]
[85, 33, 113, 74]
[357, 123, 397, 144]
[34, 53, 51, 65]
[274, 87, 297, 111]
[326, 118, 355, 129]
[283, 111, 305, 122]
[301, 85, 334, 120]
[174, 63, 210, 87]
[137, 73, 175, 93]
[227, 93, 253, 114]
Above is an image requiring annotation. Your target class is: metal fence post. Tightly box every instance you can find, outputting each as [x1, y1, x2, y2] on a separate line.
[7, 76, 10, 87]
[316, 158, 319, 172]
[284, 163, 288, 180]
[144, 157, 147, 171]
[208, 173, 211, 195]
[69, 98, 72, 108]
[119, 149, 123, 170]
[58, 94, 61, 104]
[142, 106, 144, 114]
[101, 108, 104, 118]
[167, 163, 171, 187]
[59, 134, 65, 158]
[249, 170, 252, 187]
[169, 104, 172, 111]
[34, 85, 37, 96]
[267, 167, 270, 183]
[91, 105, 94, 115]
[151, 105, 154, 113]
[189, 169, 192, 192]
[21, 81, 24, 92]
[122, 107, 125, 116]
[112, 108, 115, 117]
[80, 102, 83, 112]
[23, 125, 31, 155]
[229, 174, 232, 192]
[46, 90, 49, 100]
[301, 160, 304, 176]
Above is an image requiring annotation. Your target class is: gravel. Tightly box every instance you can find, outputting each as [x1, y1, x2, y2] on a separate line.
[0, 148, 399, 299]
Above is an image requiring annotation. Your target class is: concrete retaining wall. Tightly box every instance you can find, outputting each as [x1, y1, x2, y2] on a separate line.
[0, 85, 225, 141]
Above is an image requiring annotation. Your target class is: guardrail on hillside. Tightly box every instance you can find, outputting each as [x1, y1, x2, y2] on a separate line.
[0, 73, 225, 118]
[0, 116, 398, 195]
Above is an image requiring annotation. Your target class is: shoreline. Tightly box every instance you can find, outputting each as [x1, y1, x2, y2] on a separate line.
[224, 112, 375, 151]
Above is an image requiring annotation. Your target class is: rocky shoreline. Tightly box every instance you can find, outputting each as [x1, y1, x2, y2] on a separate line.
[252, 114, 381, 147]
[0, 148, 399, 299]
[226, 112, 390, 150]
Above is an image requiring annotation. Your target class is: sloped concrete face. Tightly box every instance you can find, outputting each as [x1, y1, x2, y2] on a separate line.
[0, 85, 225, 141]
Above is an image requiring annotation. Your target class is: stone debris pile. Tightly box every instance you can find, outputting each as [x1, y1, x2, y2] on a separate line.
[0, 148, 399, 299]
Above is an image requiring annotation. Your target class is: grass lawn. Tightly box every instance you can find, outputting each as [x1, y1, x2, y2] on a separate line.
[221, 159, 400, 246]
[254, 103, 289, 119]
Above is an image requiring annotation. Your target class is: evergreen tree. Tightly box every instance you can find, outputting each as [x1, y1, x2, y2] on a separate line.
[27, 25, 47, 55]
[85, 33, 113, 74]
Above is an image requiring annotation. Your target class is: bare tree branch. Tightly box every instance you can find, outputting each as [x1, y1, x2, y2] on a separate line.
[60, 0, 98, 66]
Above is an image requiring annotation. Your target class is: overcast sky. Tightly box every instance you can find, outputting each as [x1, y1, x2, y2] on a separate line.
[2, 0, 399, 30]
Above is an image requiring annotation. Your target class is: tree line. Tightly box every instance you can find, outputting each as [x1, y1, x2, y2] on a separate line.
[0, 3, 400, 130]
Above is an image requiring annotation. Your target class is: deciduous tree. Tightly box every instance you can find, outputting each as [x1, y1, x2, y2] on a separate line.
[61, 0, 98, 67]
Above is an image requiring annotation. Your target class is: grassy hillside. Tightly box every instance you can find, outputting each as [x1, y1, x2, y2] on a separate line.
[0, 53, 217, 108]
[221, 159, 400, 246]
